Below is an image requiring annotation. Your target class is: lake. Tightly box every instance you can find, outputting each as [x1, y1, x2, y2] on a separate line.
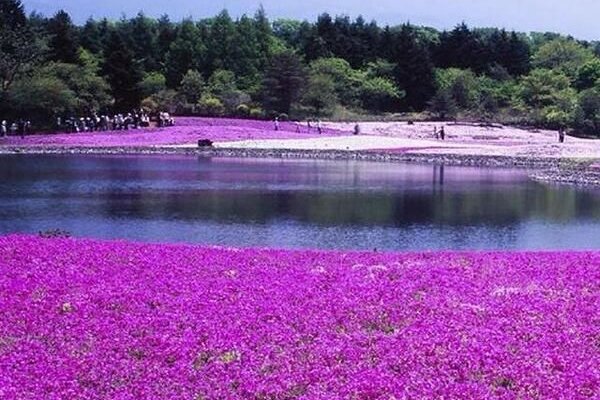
[1, 154, 600, 250]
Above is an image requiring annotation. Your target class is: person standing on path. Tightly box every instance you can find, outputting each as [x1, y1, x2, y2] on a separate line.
[1, 120, 7, 137]
[274, 117, 280, 131]
[317, 120, 322, 135]
[440, 126, 446, 141]
[558, 127, 566, 143]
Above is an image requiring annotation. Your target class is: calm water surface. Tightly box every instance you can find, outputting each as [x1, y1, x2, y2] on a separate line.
[1, 154, 600, 250]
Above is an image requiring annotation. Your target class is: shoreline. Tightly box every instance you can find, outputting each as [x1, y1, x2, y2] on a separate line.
[1, 145, 596, 185]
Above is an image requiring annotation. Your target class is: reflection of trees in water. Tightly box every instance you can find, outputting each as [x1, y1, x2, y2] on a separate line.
[2, 155, 600, 228]
[96, 185, 598, 228]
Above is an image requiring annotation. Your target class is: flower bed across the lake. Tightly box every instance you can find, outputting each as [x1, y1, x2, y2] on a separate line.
[0, 117, 347, 148]
[0, 235, 598, 399]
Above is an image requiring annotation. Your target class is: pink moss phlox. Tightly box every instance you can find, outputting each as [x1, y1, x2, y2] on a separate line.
[0, 117, 348, 148]
[0, 235, 598, 398]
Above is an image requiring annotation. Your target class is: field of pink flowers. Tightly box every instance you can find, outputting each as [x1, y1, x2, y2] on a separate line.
[0, 117, 347, 148]
[0, 235, 598, 399]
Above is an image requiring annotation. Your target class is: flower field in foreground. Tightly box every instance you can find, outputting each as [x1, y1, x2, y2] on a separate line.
[0, 235, 598, 399]
[0, 117, 347, 148]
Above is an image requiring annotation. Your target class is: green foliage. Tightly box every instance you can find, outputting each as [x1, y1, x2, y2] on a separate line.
[262, 50, 306, 114]
[179, 69, 205, 104]
[164, 19, 205, 88]
[301, 73, 338, 116]
[249, 107, 264, 119]
[574, 87, 600, 135]
[532, 38, 595, 79]
[236, 103, 250, 116]
[519, 68, 577, 126]
[4, 3, 600, 133]
[9, 74, 76, 120]
[102, 30, 143, 111]
[141, 89, 181, 113]
[139, 72, 167, 98]
[40, 61, 112, 113]
[46, 10, 79, 64]
[308, 58, 362, 107]
[428, 89, 457, 119]
[0, 6, 47, 95]
[435, 68, 479, 109]
[360, 77, 403, 111]
[575, 59, 600, 90]
[197, 94, 225, 116]
[207, 69, 250, 113]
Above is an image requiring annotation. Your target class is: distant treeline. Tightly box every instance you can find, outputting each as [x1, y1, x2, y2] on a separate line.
[2, 0, 600, 134]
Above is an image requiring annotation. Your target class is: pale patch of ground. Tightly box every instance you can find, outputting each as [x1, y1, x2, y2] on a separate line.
[324, 121, 600, 159]
[207, 136, 474, 151]
[167, 121, 600, 160]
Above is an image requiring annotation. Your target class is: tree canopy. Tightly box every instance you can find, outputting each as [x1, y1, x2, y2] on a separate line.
[3, 1, 600, 135]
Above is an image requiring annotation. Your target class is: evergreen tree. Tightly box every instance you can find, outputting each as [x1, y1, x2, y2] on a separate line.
[391, 25, 436, 111]
[46, 10, 79, 64]
[262, 50, 306, 114]
[0, 0, 26, 29]
[80, 18, 103, 54]
[102, 30, 142, 110]
[206, 10, 236, 73]
[164, 19, 205, 88]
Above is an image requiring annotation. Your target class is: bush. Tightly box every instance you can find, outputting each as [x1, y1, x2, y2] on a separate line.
[249, 107, 264, 119]
[236, 104, 250, 117]
[278, 113, 289, 121]
[197, 95, 225, 116]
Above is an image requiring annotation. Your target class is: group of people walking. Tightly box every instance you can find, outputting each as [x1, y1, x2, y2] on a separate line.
[56, 110, 154, 133]
[1, 120, 31, 138]
[434, 125, 446, 141]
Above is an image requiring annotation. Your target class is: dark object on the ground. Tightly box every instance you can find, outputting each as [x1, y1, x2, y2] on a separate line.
[39, 229, 72, 239]
[407, 120, 414, 125]
[198, 139, 214, 148]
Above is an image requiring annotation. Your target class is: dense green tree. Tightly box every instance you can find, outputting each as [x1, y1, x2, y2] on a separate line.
[79, 18, 103, 54]
[435, 68, 479, 109]
[309, 58, 362, 106]
[0, 0, 26, 29]
[139, 72, 167, 98]
[391, 25, 436, 111]
[429, 88, 457, 119]
[519, 68, 577, 126]
[46, 10, 79, 64]
[575, 59, 600, 90]
[533, 38, 595, 79]
[102, 30, 142, 110]
[179, 69, 205, 104]
[125, 12, 160, 71]
[262, 50, 306, 114]
[164, 19, 205, 88]
[0, 1, 46, 97]
[360, 76, 403, 111]
[574, 87, 600, 135]
[301, 73, 338, 115]
[436, 23, 487, 73]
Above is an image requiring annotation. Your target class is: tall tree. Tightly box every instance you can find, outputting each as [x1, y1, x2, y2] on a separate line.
[102, 30, 142, 111]
[0, 0, 46, 96]
[262, 50, 306, 114]
[164, 19, 205, 88]
[391, 25, 436, 111]
[0, 0, 26, 29]
[46, 10, 79, 64]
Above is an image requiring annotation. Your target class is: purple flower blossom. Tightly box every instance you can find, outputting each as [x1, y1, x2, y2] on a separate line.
[0, 235, 598, 398]
[0, 117, 347, 148]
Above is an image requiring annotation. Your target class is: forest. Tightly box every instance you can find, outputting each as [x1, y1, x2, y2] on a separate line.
[2, 0, 600, 135]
